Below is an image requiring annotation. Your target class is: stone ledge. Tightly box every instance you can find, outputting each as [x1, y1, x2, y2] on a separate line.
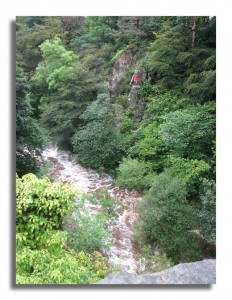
[96, 259, 216, 285]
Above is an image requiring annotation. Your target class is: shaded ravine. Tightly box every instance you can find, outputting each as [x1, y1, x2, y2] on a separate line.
[42, 145, 143, 273]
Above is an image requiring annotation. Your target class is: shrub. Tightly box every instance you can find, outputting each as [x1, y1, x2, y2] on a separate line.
[16, 174, 110, 284]
[86, 189, 125, 218]
[118, 115, 135, 134]
[72, 93, 125, 170]
[66, 197, 111, 253]
[115, 94, 128, 108]
[143, 92, 187, 123]
[158, 105, 215, 160]
[116, 157, 155, 191]
[166, 156, 210, 200]
[72, 120, 123, 170]
[16, 230, 109, 284]
[16, 151, 39, 178]
[131, 123, 167, 172]
[198, 179, 216, 244]
[134, 244, 174, 274]
[137, 82, 154, 98]
[133, 170, 201, 263]
[16, 173, 76, 248]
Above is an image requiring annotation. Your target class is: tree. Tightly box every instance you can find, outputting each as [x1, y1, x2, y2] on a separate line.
[16, 17, 64, 73]
[191, 16, 200, 50]
[32, 37, 103, 149]
[72, 93, 123, 169]
[142, 22, 188, 91]
[32, 37, 78, 90]
[24, 16, 47, 28]
[133, 170, 201, 263]
[16, 66, 46, 176]
[158, 104, 216, 160]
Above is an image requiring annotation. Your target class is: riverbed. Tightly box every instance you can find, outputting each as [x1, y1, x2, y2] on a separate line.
[42, 145, 143, 273]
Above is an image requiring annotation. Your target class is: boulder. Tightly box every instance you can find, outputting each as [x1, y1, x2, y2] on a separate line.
[96, 259, 216, 285]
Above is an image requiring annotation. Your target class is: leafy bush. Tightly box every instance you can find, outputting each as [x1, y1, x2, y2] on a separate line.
[131, 123, 167, 172]
[72, 120, 123, 170]
[198, 179, 216, 244]
[118, 115, 135, 134]
[166, 156, 210, 199]
[142, 92, 188, 123]
[134, 244, 174, 274]
[86, 189, 125, 218]
[72, 94, 124, 170]
[16, 151, 39, 178]
[116, 157, 155, 191]
[80, 93, 113, 122]
[137, 82, 154, 98]
[16, 174, 110, 284]
[133, 170, 201, 263]
[158, 105, 215, 160]
[16, 173, 75, 248]
[115, 94, 129, 108]
[16, 230, 109, 284]
[66, 197, 111, 253]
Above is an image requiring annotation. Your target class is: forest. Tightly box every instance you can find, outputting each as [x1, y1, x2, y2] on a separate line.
[16, 16, 216, 284]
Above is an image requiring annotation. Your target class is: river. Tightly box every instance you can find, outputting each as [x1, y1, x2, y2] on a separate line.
[42, 145, 144, 273]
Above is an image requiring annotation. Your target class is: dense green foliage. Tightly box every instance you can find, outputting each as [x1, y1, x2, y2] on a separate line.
[72, 93, 124, 169]
[16, 16, 216, 270]
[133, 170, 202, 263]
[134, 245, 174, 273]
[198, 179, 216, 244]
[16, 174, 110, 284]
[166, 156, 210, 199]
[159, 104, 215, 160]
[66, 196, 111, 253]
[16, 173, 74, 246]
[16, 67, 47, 176]
[17, 240, 109, 284]
[116, 157, 155, 191]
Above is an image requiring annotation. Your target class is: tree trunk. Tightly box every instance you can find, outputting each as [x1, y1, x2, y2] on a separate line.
[191, 16, 200, 50]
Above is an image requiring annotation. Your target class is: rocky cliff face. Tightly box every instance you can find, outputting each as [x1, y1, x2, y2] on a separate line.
[110, 50, 147, 123]
[128, 87, 147, 123]
[96, 259, 216, 285]
[109, 49, 135, 95]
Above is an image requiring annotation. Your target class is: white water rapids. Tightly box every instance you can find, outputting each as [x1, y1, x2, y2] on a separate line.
[42, 145, 143, 273]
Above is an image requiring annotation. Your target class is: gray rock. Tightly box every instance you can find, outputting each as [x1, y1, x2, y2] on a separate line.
[128, 88, 147, 123]
[96, 259, 216, 285]
[110, 50, 135, 94]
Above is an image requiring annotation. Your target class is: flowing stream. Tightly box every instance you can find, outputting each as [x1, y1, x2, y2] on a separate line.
[42, 145, 143, 273]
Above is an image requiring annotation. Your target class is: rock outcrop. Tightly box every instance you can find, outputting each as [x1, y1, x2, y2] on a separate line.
[128, 87, 147, 123]
[96, 259, 216, 285]
[110, 49, 135, 95]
